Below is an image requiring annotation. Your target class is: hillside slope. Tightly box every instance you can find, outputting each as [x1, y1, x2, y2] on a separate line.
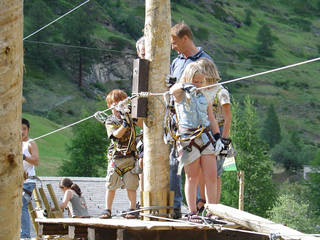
[22, 113, 72, 176]
[23, 0, 320, 154]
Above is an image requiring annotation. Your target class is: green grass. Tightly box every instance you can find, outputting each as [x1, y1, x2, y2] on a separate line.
[22, 113, 72, 176]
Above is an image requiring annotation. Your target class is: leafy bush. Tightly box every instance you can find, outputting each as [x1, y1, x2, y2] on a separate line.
[268, 182, 320, 233]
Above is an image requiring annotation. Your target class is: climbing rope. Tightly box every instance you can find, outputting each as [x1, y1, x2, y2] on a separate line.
[31, 95, 136, 141]
[23, 0, 90, 40]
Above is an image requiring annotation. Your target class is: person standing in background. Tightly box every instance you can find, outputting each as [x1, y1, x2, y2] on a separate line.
[21, 118, 39, 238]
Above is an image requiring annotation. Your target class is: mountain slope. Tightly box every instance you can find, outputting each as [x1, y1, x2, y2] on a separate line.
[23, 0, 320, 160]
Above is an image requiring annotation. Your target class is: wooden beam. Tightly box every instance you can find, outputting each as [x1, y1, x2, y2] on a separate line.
[206, 204, 318, 240]
[143, 0, 171, 221]
[38, 187, 53, 218]
[47, 183, 63, 217]
[238, 170, 244, 210]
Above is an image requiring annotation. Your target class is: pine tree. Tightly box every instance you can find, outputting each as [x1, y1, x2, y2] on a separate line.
[244, 10, 252, 26]
[261, 104, 281, 148]
[221, 97, 277, 217]
[256, 24, 275, 57]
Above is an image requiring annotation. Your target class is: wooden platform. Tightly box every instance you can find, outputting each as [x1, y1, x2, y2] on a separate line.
[36, 217, 269, 240]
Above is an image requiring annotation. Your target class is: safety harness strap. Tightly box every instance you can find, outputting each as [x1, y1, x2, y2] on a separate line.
[114, 165, 134, 177]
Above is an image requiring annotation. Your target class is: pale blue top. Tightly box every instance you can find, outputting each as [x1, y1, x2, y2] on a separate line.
[175, 91, 210, 143]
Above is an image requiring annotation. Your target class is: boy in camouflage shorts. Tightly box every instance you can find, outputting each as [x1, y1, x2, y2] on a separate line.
[99, 89, 141, 219]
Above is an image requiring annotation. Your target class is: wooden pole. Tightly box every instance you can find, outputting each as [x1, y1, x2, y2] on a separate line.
[143, 0, 171, 220]
[0, 0, 24, 239]
[206, 204, 318, 240]
[238, 170, 244, 210]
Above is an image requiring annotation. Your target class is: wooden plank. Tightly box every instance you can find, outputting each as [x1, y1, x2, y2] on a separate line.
[36, 217, 211, 230]
[33, 187, 42, 209]
[28, 202, 38, 236]
[38, 187, 53, 218]
[131, 59, 149, 118]
[206, 204, 318, 240]
[47, 184, 63, 218]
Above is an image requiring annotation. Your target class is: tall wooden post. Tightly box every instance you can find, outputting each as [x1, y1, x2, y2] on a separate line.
[143, 0, 171, 220]
[238, 170, 244, 211]
[0, 0, 24, 239]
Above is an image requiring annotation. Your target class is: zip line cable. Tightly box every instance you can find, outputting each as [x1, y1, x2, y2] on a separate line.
[23, 0, 90, 41]
[146, 56, 320, 96]
[30, 56, 320, 141]
[30, 95, 135, 141]
[24, 40, 134, 55]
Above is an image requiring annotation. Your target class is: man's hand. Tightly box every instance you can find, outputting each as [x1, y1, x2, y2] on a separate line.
[165, 75, 177, 88]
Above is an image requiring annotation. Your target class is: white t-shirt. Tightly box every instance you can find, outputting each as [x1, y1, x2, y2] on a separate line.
[22, 140, 36, 183]
[203, 85, 230, 125]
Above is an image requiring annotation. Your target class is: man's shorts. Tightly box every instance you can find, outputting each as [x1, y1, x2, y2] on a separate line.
[216, 155, 225, 177]
[177, 137, 215, 174]
[105, 156, 139, 191]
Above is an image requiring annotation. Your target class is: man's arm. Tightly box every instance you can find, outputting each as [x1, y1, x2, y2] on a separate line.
[26, 141, 39, 166]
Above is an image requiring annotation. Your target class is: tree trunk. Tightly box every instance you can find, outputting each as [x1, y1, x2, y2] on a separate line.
[0, 1, 24, 239]
[143, 0, 171, 218]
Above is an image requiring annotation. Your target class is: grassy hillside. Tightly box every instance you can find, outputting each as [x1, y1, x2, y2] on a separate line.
[22, 0, 320, 173]
[22, 113, 72, 176]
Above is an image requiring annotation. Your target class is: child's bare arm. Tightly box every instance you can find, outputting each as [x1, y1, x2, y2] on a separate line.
[221, 104, 231, 138]
[207, 105, 219, 134]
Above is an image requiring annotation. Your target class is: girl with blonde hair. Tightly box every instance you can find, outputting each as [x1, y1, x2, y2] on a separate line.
[169, 62, 223, 223]
[195, 58, 232, 212]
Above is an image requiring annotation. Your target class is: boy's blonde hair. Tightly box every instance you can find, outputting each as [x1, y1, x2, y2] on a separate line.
[197, 58, 221, 85]
[180, 62, 202, 84]
[106, 89, 128, 108]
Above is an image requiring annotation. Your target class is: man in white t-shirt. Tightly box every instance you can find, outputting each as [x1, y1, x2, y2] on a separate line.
[21, 118, 39, 239]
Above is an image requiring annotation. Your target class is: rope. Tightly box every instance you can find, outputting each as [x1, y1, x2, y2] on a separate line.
[31, 95, 135, 141]
[197, 57, 320, 91]
[139, 213, 212, 228]
[23, 0, 90, 40]
[24, 40, 133, 55]
[30, 57, 320, 141]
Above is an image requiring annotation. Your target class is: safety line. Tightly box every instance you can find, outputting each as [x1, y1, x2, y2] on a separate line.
[197, 56, 320, 91]
[30, 57, 320, 141]
[146, 56, 320, 96]
[23, 0, 90, 40]
[24, 40, 133, 54]
[30, 95, 135, 141]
